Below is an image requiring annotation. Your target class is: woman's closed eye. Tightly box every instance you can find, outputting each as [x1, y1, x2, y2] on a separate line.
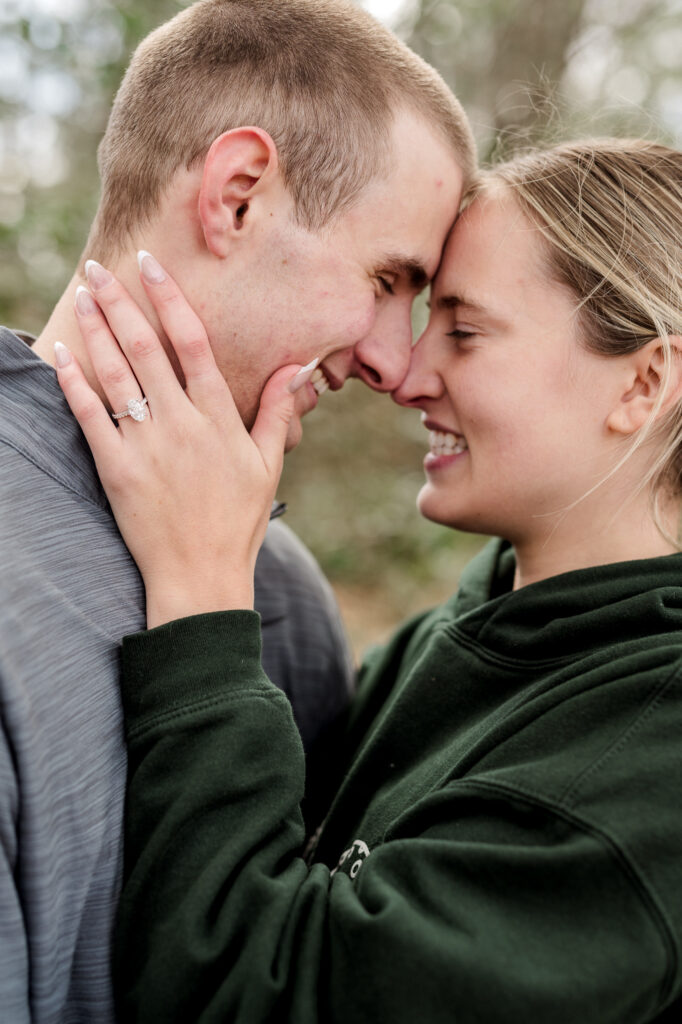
[447, 325, 477, 340]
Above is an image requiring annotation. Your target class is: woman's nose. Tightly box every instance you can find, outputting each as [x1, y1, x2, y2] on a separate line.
[391, 329, 443, 407]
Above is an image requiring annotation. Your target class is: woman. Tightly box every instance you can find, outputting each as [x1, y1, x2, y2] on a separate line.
[57, 139, 682, 1022]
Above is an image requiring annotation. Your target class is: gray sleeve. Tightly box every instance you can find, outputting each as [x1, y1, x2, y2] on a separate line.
[253, 518, 354, 752]
[0, 718, 30, 1023]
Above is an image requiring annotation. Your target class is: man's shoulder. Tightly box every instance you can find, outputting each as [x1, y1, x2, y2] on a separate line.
[260, 516, 327, 573]
[0, 326, 108, 509]
[256, 517, 340, 611]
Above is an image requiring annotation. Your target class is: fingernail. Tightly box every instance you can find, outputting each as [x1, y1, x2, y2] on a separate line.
[137, 250, 166, 284]
[84, 259, 113, 290]
[288, 357, 320, 394]
[75, 285, 97, 316]
[54, 341, 72, 368]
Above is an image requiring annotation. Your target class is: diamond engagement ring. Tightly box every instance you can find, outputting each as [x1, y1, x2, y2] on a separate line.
[112, 396, 148, 422]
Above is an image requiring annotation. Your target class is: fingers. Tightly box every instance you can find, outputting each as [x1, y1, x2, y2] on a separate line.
[250, 360, 318, 473]
[53, 342, 122, 476]
[135, 251, 233, 416]
[80, 260, 184, 417]
[74, 285, 150, 425]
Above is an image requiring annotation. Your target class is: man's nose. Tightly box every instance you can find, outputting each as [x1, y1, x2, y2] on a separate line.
[352, 312, 412, 393]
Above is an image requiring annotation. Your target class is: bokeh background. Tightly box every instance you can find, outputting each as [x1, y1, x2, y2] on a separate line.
[2, 0, 682, 654]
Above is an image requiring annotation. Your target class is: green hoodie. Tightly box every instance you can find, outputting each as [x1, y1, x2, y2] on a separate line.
[116, 539, 682, 1022]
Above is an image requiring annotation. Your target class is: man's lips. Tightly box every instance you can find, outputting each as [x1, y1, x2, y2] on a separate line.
[318, 363, 344, 392]
[296, 364, 336, 416]
[310, 366, 330, 395]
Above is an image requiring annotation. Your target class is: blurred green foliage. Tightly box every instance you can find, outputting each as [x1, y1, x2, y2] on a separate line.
[2, 0, 682, 648]
[0, 0, 178, 328]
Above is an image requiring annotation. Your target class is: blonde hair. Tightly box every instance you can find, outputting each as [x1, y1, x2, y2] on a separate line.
[86, 0, 475, 260]
[473, 139, 682, 525]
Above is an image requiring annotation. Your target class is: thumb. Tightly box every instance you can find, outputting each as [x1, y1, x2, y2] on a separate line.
[250, 358, 318, 472]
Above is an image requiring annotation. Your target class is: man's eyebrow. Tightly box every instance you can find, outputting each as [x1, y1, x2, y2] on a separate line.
[380, 254, 429, 289]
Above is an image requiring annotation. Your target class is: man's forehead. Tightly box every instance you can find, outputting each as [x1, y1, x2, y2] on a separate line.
[337, 163, 461, 282]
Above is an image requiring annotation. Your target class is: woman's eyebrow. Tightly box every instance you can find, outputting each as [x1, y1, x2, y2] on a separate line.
[435, 293, 485, 312]
[430, 292, 508, 328]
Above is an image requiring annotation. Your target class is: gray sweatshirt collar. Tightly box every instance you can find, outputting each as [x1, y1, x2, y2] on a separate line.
[0, 326, 107, 509]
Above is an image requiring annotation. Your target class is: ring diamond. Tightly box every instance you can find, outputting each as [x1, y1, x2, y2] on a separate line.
[112, 396, 148, 422]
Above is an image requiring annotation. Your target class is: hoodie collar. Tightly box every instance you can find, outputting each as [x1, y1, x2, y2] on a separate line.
[451, 538, 682, 665]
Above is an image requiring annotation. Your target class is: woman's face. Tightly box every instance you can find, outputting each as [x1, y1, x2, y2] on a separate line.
[393, 191, 627, 542]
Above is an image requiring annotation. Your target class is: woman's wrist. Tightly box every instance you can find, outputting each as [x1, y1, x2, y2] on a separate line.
[145, 580, 255, 629]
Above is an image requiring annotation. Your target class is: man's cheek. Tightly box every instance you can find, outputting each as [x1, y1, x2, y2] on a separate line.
[346, 299, 376, 344]
[311, 296, 375, 351]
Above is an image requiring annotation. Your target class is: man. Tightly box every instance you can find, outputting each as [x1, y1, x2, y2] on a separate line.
[0, 0, 474, 1019]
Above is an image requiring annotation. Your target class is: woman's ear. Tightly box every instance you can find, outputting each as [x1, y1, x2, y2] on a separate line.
[607, 336, 682, 436]
[198, 127, 279, 257]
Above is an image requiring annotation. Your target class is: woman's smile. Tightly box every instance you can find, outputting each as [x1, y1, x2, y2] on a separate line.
[424, 419, 469, 471]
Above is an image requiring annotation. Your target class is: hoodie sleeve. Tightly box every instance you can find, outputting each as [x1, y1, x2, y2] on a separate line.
[115, 612, 675, 1024]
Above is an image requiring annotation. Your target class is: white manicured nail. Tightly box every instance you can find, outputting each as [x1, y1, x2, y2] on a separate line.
[54, 341, 72, 368]
[137, 250, 166, 284]
[75, 286, 97, 315]
[84, 259, 113, 290]
[288, 357, 320, 394]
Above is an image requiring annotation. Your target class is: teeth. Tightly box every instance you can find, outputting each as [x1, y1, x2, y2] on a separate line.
[428, 429, 468, 456]
[311, 366, 330, 395]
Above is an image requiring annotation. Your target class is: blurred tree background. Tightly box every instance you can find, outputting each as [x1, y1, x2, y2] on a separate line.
[2, 0, 681, 653]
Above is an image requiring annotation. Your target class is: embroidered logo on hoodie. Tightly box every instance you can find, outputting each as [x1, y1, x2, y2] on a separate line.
[331, 838, 371, 879]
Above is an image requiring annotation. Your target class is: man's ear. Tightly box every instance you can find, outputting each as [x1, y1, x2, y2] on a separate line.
[198, 127, 279, 256]
[607, 336, 682, 436]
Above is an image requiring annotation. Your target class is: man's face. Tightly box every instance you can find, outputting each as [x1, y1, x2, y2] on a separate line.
[207, 110, 464, 449]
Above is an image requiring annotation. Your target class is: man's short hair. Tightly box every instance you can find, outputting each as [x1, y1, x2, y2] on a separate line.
[87, 0, 475, 259]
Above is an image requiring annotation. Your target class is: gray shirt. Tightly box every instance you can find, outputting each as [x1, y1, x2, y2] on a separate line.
[0, 326, 353, 1022]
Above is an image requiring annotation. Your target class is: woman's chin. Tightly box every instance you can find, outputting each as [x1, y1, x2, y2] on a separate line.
[416, 485, 487, 535]
[417, 486, 462, 529]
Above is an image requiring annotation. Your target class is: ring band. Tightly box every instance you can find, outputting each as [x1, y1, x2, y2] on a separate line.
[112, 396, 148, 422]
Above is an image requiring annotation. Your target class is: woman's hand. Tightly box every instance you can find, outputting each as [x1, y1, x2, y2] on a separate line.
[55, 252, 317, 628]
